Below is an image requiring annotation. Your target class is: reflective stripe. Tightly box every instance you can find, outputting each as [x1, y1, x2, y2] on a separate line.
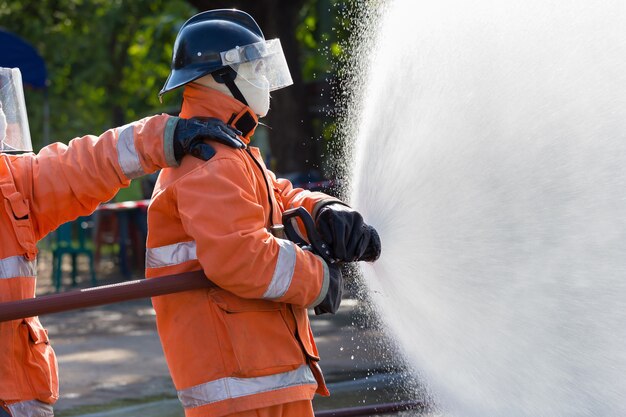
[164, 117, 180, 167]
[262, 239, 296, 299]
[146, 241, 197, 268]
[0, 256, 36, 279]
[116, 124, 145, 179]
[7, 400, 54, 417]
[309, 255, 330, 308]
[178, 364, 316, 409]
[312, 199, 343, 220]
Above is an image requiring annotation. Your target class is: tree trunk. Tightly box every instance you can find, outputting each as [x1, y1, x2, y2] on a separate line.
[186, 0, 316, 175]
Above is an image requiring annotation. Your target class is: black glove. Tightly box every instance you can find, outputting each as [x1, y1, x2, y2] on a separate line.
[173, 117, 244, 162]
[314, 263, 343, 315]
[315, 203, 382, 262]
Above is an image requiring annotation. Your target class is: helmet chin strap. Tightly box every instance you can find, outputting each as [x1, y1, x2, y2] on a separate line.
[211, 67, 249, 107]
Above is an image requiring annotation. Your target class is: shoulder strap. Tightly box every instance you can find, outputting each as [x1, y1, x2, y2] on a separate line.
[0, 155, 29, 219]
[227, 108, 257, 139]
[0, 155, 37, 258]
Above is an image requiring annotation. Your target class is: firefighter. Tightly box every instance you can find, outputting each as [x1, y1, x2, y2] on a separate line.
[0, 67, 242, 417]
[147, 9, 381, 417]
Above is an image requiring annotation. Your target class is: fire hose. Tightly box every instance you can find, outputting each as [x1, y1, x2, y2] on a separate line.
[0, 269, 212, 322]
[0, 207, 379, 322]
[0, 209, 419, 416]
[314, 401, 426, 416]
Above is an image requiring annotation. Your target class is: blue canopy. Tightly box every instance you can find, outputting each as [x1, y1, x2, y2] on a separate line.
[0, 29, 47, 89]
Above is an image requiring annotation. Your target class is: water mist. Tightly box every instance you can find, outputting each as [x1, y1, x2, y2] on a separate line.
[348, 1, 626, 416]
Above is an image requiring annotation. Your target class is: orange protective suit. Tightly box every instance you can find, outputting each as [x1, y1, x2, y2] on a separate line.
[145, 84, 339, 417]
[0, 114, 179, 417]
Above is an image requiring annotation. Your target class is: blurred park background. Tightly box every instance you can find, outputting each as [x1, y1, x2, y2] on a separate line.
[0, 0, 380, 285]
[0, 1, 423, 416]
[0, 0, 365, 184]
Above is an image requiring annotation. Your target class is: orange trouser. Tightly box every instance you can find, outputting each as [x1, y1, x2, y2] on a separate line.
[226, 400, 314, 417]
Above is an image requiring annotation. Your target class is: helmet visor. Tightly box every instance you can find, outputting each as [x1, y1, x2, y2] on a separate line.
[0, 68, 32, 153]
[220, 39, 293, 92]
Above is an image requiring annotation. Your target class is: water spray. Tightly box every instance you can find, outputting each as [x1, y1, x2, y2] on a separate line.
[348, 1, 626, 416]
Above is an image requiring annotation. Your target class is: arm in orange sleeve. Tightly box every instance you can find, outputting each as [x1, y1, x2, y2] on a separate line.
[269, 171, 342, 218]
[27, 114, 179, 239]
[176, 156, 329, 308]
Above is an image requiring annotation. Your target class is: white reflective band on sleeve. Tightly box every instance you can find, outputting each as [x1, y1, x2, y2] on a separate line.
[116, 123, 145, 179]
[7, 400, 54, 417]
[0, 256, 36, 279]
[163, 117, 179, 167]
[178, 364, 316, 409]
[262, 238, 296, 299]
[309, 255, 330, 308]
[146, 241, 197, 268]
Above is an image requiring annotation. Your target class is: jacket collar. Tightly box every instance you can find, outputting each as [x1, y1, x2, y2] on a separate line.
[179, 83, 259, 144]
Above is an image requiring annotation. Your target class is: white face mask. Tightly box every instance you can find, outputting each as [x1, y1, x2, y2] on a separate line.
[194, 72, 270, 118]
[234, 75, 270, 118]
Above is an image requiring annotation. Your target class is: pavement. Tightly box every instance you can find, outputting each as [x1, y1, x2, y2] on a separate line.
[33, 250, 423, 417]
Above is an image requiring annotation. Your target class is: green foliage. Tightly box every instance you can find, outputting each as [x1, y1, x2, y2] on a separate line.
[296, 0, 378, 81]
[296, 0, 365, 179]
[0, 0, 195, 150]
[296, 0, 351, 82]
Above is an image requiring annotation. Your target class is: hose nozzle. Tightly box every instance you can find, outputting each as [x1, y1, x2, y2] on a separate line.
[360, 226, 381, 262]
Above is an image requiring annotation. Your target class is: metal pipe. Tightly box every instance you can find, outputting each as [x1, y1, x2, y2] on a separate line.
[314, 401, 426, 417]
[0, 270, 213, 323]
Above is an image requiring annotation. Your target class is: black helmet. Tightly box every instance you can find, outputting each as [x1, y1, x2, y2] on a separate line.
[159, 9, 264, 98]
[160, 9, 293, 105]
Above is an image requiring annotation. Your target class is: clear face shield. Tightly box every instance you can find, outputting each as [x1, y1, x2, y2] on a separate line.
[220, 39, 293, 93]
[0, 68, 33, 154]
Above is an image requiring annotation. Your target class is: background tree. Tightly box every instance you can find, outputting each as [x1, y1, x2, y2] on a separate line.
[0, 0, 194, 149]
[186, 0, 320, 176]
[0, 0, 361, 179]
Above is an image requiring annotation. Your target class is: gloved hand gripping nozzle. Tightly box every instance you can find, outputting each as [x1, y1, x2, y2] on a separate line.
[283, 207, 380, 264]
[282, 207, 381, 315]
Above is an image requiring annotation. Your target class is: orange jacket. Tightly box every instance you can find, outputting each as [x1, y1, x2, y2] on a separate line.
[145, 84, 338, 417]
[0, 114, 179, 414]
